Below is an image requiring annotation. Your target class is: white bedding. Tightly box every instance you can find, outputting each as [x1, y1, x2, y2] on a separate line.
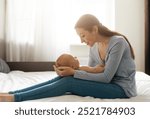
[0, 71, 150, 102]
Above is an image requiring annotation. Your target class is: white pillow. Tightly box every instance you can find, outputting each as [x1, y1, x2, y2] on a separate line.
[0, 58, 10, 73]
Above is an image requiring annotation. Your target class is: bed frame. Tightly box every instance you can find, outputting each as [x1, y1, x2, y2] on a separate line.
[7, 62, 55, 72]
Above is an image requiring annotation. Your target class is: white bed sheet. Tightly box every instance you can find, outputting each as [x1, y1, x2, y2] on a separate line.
[0, 71, 150, 102]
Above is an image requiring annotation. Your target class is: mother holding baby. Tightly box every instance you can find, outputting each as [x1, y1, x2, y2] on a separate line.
[0, 14, 136, 101]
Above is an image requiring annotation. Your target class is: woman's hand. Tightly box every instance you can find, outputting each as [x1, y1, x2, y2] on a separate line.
[53, 65, 75, 76]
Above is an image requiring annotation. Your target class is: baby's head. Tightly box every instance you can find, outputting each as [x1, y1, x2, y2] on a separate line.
[56, 54, 80, 69]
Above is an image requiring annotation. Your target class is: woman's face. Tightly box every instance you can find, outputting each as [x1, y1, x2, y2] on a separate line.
[76, 28, 97, 47]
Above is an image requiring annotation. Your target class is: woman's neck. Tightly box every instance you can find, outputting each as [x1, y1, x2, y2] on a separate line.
[97, 34, 110, 45]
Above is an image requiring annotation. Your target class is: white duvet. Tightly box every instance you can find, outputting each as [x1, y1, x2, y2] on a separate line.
[0, 71, 150, 102]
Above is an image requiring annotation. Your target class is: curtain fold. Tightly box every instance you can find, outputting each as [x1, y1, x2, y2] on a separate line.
[0, 0, 6, 59]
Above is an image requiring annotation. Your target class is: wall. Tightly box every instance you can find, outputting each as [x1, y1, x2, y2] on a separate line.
[115, 0, 145, 71]
[0, 0, 5, 59]
[70, 44, 89, 65]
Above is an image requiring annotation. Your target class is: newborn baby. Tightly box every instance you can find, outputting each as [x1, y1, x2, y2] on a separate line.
[56, 54, 80, 70]
[55, 54, 104, 73]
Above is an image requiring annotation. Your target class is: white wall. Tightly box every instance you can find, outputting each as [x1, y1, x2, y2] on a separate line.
[70, 44, 89, 65]
[115, 0, 145, 71]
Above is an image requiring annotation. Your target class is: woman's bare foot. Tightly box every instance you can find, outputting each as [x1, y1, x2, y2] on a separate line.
[0, 93, 9, 95]
[0, 93, 14, 102]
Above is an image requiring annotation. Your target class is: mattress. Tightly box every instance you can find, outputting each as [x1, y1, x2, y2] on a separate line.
[0, 71, 150, 102]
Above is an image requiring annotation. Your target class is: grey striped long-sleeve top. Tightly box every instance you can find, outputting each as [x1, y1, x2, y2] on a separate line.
[74, 36, 137, 97]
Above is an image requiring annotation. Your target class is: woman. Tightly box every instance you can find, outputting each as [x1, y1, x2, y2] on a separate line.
[0, 14, 136, 102]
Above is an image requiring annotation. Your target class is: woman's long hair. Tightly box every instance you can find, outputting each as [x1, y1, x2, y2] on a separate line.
[75, 14, 135, 59]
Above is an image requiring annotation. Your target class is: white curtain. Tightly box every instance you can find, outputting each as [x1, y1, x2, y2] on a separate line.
[0, 0, 5, 59]
[5, 0, 115, 61]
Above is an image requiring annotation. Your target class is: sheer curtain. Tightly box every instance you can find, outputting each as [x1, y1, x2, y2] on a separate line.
[5, 0, 115, 61]
[0, 0, 5, 59]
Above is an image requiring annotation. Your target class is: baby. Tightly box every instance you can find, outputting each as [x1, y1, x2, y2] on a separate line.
[55, 53, 104, 73]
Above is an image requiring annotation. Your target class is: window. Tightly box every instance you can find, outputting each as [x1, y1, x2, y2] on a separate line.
[6, 0, 115, 61]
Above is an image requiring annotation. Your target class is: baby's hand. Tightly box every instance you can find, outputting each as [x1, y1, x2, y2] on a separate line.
[53, 65, 75, 76]
[53, 65, 59, 75]
[53, 65, 64, 76]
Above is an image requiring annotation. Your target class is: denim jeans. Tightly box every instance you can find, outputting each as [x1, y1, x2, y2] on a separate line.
[9, 76, 128, 101]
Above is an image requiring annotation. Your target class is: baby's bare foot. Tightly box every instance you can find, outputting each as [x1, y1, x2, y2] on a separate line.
[0, 93, 14, 102]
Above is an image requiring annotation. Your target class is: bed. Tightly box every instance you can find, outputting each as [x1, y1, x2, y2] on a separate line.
[0, 62, 150, 102]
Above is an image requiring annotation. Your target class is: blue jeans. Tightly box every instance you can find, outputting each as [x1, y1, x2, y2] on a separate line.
[9, 76, 128, 102]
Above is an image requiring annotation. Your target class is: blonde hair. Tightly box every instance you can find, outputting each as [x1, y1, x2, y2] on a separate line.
[75, 14, 135, 59]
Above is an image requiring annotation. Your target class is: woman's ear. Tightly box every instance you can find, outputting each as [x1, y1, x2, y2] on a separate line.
[92, 25, 98, 34]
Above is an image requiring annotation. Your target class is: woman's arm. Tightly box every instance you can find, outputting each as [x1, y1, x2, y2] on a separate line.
[74, 39, 126, 83]
[79, 65, 104, 73]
